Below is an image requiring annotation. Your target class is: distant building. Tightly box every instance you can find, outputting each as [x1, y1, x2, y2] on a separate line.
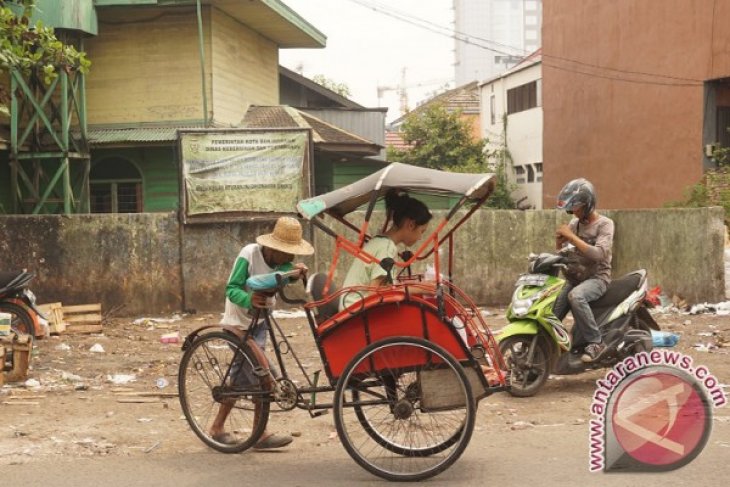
[454, 0, 542, 85]
[388, 81, 481, 141]
[480, 51, 542, 208]
[542, 0, 730, 209]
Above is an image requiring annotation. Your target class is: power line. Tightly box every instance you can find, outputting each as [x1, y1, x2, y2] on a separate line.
[347, 0, 704, 87]
[355, 0, 528, 55]
[345, 0, 525, 57]
[543, 62, 702, 87]
[541, 53, 703, 83]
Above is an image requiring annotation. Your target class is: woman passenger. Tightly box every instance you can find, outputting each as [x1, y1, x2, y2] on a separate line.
[340, 189, 432, 311]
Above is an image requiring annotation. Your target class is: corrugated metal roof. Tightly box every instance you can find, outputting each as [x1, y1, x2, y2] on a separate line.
[86, 124, 206, 145]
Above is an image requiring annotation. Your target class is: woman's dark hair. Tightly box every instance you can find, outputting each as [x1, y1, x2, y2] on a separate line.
[384, 189, 432, 227]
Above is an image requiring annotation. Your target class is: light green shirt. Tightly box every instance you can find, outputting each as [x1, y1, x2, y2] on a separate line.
[340, 236, 398, 310]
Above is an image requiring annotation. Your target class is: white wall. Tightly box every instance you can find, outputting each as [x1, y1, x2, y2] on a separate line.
[480, 62, 543, 208]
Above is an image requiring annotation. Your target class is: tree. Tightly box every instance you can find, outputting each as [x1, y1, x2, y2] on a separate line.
[387, 103, 515, 208]
[0, 0, 90, 117]
[311, 74, 352, 98]
[387, 104, 485, 170]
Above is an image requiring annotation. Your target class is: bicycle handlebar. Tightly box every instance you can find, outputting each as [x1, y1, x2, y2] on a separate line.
[275, 272, 308, 306]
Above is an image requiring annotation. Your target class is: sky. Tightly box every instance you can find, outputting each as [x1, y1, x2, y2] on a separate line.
[279, 0, 455, 122]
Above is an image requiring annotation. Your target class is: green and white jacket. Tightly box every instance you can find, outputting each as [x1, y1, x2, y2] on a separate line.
[221, 243, 293, 327]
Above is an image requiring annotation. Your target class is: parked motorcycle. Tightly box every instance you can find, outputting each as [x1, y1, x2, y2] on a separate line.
[0, 271, 48, 338]
[498, 248, 659, 397]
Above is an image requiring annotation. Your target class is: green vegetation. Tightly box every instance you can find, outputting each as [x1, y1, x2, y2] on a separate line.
[311, 74, 352, 98]
[387, 104, 515, 209]
[0, 0, 91, 116]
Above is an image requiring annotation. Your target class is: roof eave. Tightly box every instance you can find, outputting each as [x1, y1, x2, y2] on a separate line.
[94, 0, 326, 48]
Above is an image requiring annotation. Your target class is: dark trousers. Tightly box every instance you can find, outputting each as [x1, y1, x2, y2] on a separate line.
[553, 278, 608, 346]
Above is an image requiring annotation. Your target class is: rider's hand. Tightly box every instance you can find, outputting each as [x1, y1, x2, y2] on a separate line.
[556, 224, 575, 242]
[251, 292, 272, 308]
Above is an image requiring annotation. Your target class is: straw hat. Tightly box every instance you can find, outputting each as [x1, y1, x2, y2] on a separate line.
[257, 217, 314, 255]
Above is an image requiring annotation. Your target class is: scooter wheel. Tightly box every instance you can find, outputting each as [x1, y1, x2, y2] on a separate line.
[0, 302, 36, 338]
[499, 335, 550, 397]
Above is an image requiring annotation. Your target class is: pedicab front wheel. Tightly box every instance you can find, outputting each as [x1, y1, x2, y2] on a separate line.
[333, 337, 475, 482]
[178, 331, 270, 453]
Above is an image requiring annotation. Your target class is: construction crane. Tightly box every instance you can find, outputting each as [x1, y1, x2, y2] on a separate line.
[377, 67, 452, 118]
[377, 68, 410, 115]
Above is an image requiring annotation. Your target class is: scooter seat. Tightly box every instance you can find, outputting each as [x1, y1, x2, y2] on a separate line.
[590, 271, 643, 310]
[0, 271, 24, 289]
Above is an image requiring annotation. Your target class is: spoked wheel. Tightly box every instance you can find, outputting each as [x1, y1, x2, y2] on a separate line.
[0, 302, 36, 338]
[352, 384, 463, 456]
[334, 337, 475, 482]
[178, 331, 270, 453]
[499, 335, 549, 397]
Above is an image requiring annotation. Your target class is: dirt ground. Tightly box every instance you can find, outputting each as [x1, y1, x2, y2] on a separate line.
[1, 307, 729, 467]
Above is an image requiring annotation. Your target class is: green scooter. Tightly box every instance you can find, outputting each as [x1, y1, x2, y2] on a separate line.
[498, 248, 658, 397]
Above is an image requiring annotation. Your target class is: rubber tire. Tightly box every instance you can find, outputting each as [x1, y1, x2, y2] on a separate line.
[0, 302, 36, 338]
[334, 336, 475, 482]
[499, 335, 550, 398]
[178, 331, 269, 453]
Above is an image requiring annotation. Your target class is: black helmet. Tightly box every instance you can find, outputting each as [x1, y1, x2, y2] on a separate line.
[556, 178, 596, 220]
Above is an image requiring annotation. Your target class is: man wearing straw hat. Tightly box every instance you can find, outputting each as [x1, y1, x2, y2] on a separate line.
[210, 216, 313, 450]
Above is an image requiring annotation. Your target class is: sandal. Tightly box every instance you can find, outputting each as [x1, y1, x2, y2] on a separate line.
[211, 432, 238, 445]
[253, 433, 293, 450]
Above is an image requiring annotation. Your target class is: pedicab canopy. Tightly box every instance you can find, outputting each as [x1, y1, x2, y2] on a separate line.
[297, 162, 496, 219]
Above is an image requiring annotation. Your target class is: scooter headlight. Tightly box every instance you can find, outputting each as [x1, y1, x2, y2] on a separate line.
[511, 287, 540, 318]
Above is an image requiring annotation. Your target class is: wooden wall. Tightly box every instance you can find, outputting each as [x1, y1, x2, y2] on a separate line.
[85, 8, 212, 125]
[210, 7, 278, 126]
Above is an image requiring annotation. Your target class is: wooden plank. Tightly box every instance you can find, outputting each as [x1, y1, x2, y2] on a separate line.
[37, 302, 63, 313]
[62, 304, 101, 313]
[65, 323, 103, 334]
[65, 313, 102, 323]
[116, 397, 162, 404]
[50, 320, 67, 334]
[114, 392, 179, 398]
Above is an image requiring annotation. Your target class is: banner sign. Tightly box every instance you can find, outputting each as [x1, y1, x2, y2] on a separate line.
[179, 130, 309, 217]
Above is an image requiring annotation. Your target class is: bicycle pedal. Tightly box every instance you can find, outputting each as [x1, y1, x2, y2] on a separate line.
[310, 410, 328, 418]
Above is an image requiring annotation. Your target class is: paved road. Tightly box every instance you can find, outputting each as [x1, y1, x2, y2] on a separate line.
[6, 416, 728, 487]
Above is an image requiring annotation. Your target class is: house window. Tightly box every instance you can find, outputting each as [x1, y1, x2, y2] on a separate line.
[527, 164, 535, 183]
[535, 162, 543, 182]
[90, 158, 143, 213]
[507, 81, 538, 115]
[490, 94, 496, 125]
[514, 165, 526, 184]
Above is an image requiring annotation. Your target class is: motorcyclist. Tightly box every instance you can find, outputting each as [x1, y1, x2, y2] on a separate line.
[553, 179, 615, 363]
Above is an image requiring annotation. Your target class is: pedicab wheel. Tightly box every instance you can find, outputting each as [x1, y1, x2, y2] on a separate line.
[353, 386, 463, 456]
[178, 331, 270, 453]
[499, 335, 549, 397]
[0, 302, 36, 338]
[334, 337, 475, 482]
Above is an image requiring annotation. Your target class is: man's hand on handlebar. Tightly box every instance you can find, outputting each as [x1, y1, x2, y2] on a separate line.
[293, 263, 308, 280]
[251, 291, 274, 308]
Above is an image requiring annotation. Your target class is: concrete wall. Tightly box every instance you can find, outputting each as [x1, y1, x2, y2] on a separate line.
[311, 207, 725, 306]
[542, 0, 730, 210]
[0, 214, 182, 315]
[0, 208, 723, 315]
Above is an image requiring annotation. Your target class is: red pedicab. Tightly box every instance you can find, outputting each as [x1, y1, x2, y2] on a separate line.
[178, 163, 509, 481]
